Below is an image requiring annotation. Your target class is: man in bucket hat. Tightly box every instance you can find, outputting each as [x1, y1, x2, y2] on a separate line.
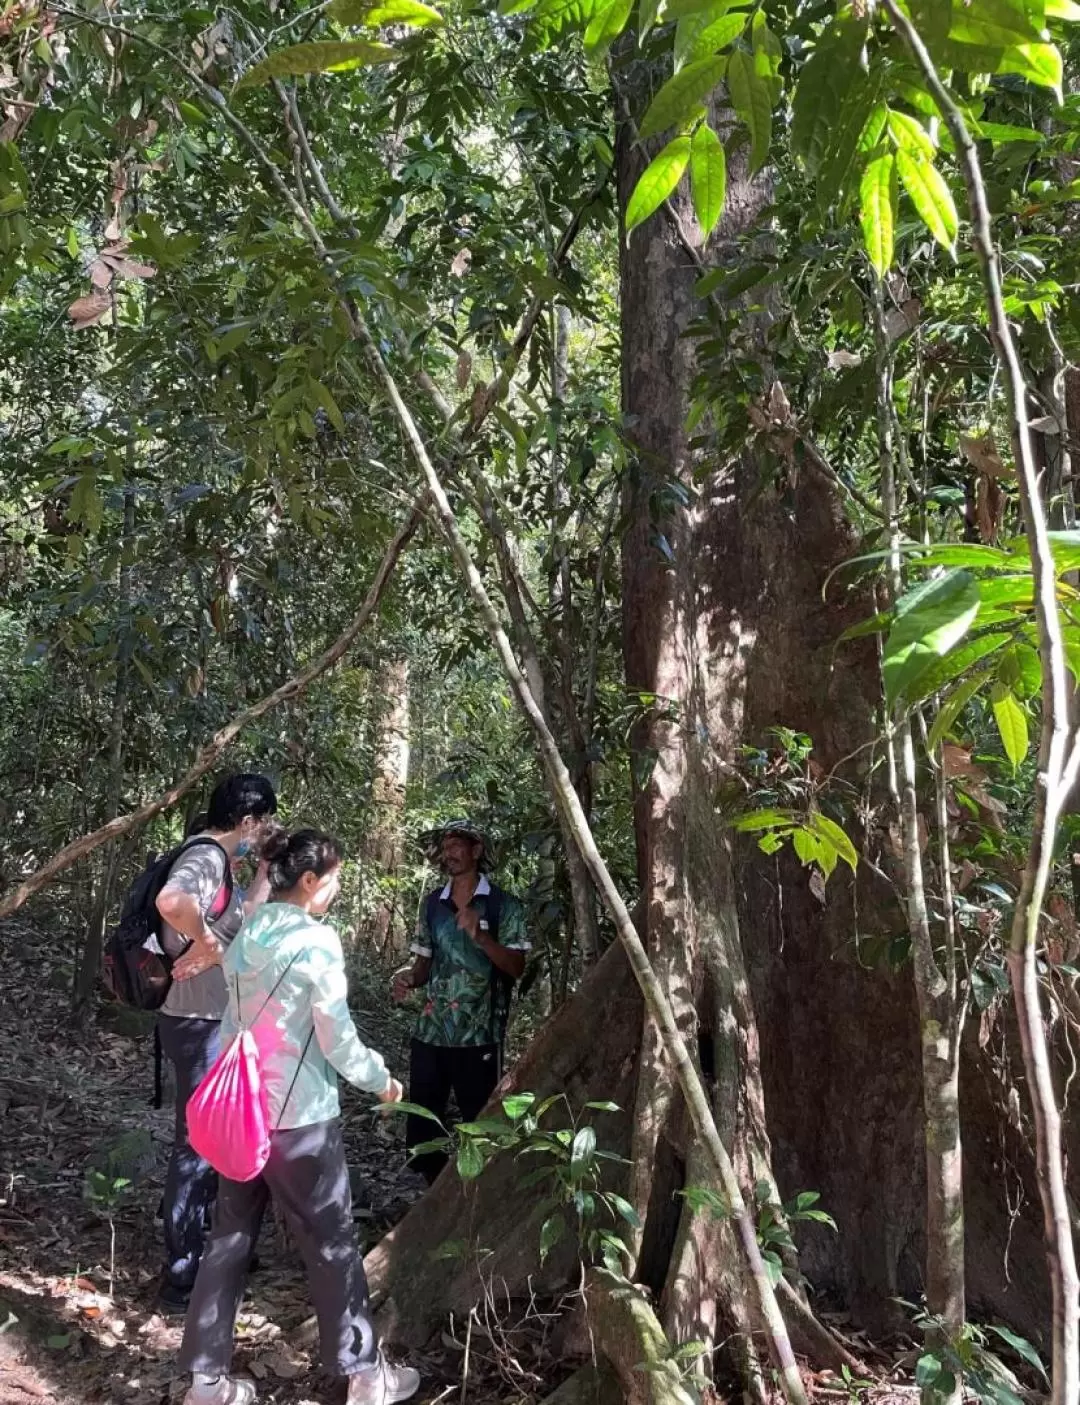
[391, 819, 530, 1183]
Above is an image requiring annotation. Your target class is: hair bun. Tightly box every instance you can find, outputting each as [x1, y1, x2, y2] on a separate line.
[260, 826, 291, 863]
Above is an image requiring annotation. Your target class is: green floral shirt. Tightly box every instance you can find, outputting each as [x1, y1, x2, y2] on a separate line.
[411, 877, 530, 1047]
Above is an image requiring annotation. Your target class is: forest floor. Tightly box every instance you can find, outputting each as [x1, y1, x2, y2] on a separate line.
[0, 913, 936, 1405]
[0, 915, 465, 1405]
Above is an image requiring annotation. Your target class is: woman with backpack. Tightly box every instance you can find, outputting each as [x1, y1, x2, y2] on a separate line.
[155, 774, 279, 1313]
[177, 828, 418, 1405]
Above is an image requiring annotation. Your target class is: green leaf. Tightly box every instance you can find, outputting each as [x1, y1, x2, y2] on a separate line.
[751, 11, 782, 96]
[727, 46, 771, 173]
[638, 56, 727, 140]
[860, 151, 897, 276]
[949, 0, 1044, 47]
[585, 1099, 621, 1111]
[674, 7, 746, 69]
[840, 611, 892, 642]
[817, 93, 886, 214]
[625, 136, 691, 236]
[307, 379, 346, 433]
[986, 1325, 1048, 1381]
[975, 120, 1045, 143]
[997, 41, 1063, 95]
[584, 0, 634, 51]
[570, 1124, 598, 1178]
[236, 40, 399, 88]
[330, 0, 443, 23]
[69, 473, 103, 535]
[882, 570, 980, 706]
[991, 682, 1029, 769]
[731, 806, 796, 832]
[539, 1213, 565, 1260]
[806, 812, 859, 872]
[896, 150, 958, 248]
[905, 628, 1013, 705]
[1047, 0, 1080, 16]
[502, 1093, 536, 1120]
[638, 0, 662, 36]
[887, 108, 935, 157]
[380, 1100, 447, 1126]
[608, 1193, 642, 1227]
[790, 19, 868, 175]
[927, 672, 989, 751]
[530, 0, 599, 45]
[456, 1139, 486, 1180]
[690, 123, 726, 237]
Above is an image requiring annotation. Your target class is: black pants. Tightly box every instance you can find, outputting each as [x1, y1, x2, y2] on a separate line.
[158, 1014, 221, 1290]
[179, 1120, 377, 1377]
[406, 1038, 500, 1184]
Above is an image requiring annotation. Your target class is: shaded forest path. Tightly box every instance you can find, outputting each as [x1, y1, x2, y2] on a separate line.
[0, 917, 441, 1405]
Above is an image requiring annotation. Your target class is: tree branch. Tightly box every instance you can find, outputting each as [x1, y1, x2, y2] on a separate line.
[0, 501, 425, 920]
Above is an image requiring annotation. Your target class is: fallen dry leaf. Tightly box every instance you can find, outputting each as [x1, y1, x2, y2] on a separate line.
[960, 432, 1010, 479]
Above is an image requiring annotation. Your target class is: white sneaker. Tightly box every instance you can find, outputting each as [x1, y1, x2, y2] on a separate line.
[182, 1379, 257, 1405]
[347, 1353, 421, 1405]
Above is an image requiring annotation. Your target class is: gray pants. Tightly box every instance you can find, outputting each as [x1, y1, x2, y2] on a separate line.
[178, 1119, 378, 1377]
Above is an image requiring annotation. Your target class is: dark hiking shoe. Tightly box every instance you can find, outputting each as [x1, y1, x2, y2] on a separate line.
[156, 1278, 192, 1315]
[347, 1355, 420, 1405]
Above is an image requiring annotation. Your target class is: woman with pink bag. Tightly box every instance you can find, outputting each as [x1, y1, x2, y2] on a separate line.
[177, 828, 419, 1405]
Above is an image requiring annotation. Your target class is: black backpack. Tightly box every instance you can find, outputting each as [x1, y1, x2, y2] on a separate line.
[103, 838, 233, 1011]
[424, 884, 515, 1046]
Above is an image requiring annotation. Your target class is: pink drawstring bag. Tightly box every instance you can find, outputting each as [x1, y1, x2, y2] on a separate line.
[187, 955, 311, 1182]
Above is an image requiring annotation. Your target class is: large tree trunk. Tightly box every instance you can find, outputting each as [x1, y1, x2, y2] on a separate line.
[364, 654, 410, 955]
[364, 56, 1062, 1391]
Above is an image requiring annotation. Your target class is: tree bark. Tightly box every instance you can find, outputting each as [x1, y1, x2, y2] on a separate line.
[364, 654, 410, 955]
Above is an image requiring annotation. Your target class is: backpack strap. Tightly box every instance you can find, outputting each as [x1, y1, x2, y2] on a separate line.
[233, 951, 303, 1031]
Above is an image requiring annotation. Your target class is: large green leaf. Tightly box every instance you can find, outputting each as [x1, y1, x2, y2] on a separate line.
[625, 135, 691, 235]
[638, 56, 728, 139]
[791, 19, 868, 174]
[806, 812, 859, 872]
[882, 570, 981, 705]
[330, 0, 443, 23]
[896, 150, 958, 248]
[530, 0, 599, 45]
[902, 629, 1013, 704]
[991, 682, 1029, 769]
[949, 0, 1045, 47]
[887, 108, 936, 157]
[690, 123, 726, 237]
[584, 0, 634, 50]
[236, 40, 398, 87]
[817, 94, 886, 213]
[674, 7, 747, 69]
[928, 671, 991, 751]
[998, 41, 1064, 94]
[860, 151, 897, 276]
[727, 47, 771, 173]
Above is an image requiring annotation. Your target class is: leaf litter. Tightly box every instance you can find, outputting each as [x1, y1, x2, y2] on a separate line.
[0, 921, 431, 1404]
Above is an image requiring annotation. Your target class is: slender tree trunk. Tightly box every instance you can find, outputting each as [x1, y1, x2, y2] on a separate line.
[873, 278, 965, 1378]
[75, 484, 135, 1015]
[365, 654, 410, 954]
